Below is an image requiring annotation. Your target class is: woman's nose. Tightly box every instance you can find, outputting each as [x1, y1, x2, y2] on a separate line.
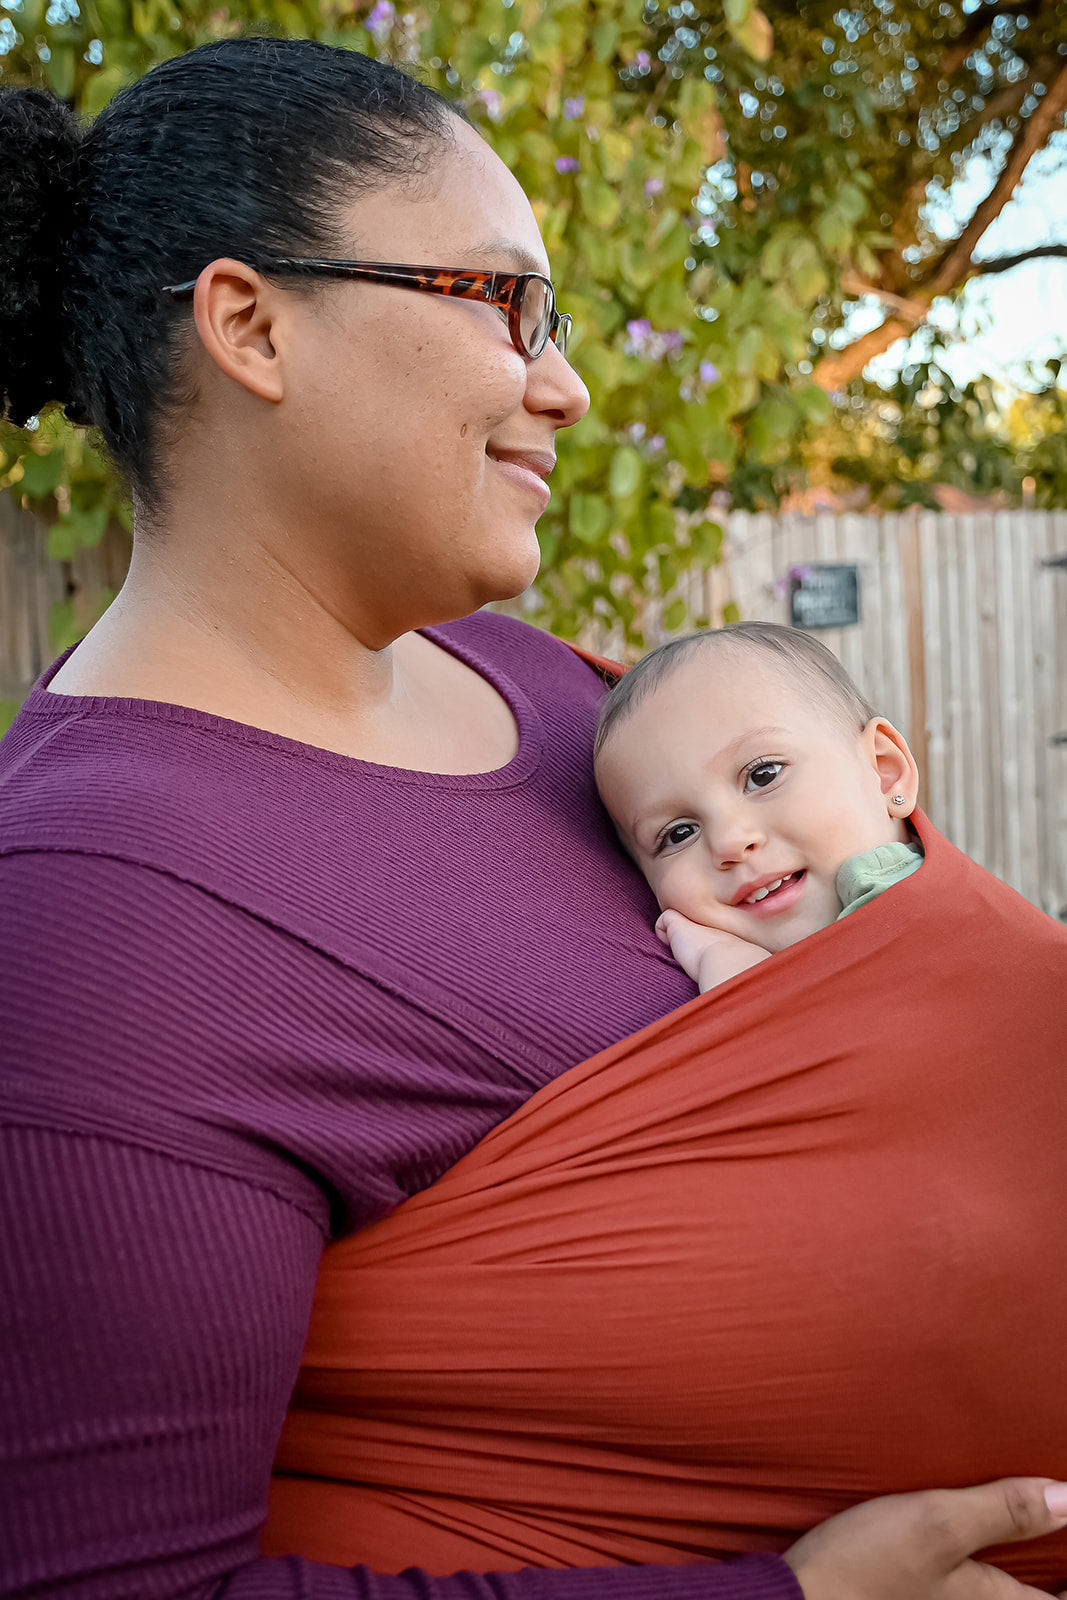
[525, 340, 590, 428]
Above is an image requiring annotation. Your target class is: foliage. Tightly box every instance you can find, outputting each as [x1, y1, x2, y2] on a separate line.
[797, 355, 1067, 510]
[0, 0, 838, 649]
[1003, 365, 1067, 507]
[644, 0, 1067, 391]
[3, 0, 1065, 652]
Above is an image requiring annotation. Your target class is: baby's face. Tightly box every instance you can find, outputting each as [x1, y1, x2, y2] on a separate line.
[595, 651, 913, 953]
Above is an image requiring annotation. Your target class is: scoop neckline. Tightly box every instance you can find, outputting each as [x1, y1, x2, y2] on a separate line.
[23, 620, 544, 792]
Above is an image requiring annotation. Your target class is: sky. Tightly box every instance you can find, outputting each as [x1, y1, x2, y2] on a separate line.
[857, 130, 1067, 391]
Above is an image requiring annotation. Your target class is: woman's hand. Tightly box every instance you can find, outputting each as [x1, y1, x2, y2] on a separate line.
[783, 1477, 1067, 1600]
[655, 907, 771, 993]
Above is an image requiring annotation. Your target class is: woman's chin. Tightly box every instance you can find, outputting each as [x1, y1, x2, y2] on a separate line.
[471, 542, 542, 609]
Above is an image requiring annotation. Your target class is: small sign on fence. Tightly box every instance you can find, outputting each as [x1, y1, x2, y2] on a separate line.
[789, 563, 861, 630]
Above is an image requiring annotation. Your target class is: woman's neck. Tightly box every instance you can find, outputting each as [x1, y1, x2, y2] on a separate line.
[45, 534, 519, 772]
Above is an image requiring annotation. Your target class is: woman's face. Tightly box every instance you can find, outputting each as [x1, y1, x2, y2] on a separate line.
[269, 115, 590, 644]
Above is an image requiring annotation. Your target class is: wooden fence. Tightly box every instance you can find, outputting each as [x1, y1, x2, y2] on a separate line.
[0, 492, 130, 706]
[3, 502, 1065, 917]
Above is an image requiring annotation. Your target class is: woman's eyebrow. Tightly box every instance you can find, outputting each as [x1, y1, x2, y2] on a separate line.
[465, 237, 550, 275]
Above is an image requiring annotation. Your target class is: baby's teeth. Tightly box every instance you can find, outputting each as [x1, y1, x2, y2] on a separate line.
[746, 874, 790, 905]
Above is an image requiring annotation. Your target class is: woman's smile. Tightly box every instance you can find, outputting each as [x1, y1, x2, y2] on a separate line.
[485, 445, 554, 507]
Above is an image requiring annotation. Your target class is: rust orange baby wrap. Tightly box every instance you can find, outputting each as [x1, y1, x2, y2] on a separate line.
[265, 812, 1067, 1588]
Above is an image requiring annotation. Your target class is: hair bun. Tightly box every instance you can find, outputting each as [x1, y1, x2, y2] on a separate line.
[0, 87, 85, 425]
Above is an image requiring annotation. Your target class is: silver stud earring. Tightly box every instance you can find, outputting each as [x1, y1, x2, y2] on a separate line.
[892, 795, 905, 805]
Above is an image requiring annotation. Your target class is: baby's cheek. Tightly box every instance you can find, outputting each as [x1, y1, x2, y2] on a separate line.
[651, 858, 716, 923]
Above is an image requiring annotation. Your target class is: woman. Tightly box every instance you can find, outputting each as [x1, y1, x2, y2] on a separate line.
[1, 37, 1065, 1600]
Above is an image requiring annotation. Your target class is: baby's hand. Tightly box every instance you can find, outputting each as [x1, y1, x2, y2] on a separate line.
[655, 908, 772, 993]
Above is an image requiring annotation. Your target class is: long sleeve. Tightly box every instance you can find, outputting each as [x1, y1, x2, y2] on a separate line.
[0, 850, 801, 1600]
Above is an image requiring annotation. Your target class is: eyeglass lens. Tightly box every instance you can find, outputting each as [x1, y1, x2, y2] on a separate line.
[519, 276, 555, 359]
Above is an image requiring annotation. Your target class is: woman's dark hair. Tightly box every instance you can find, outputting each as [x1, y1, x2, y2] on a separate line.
[594, 621, 880, 761]
[0, 38, 460, 509]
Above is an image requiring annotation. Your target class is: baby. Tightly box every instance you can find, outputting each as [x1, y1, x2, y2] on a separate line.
[593, 621, 923, 993]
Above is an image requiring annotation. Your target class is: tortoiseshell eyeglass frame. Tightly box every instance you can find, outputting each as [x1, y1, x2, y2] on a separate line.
[160, 258, 572, 361]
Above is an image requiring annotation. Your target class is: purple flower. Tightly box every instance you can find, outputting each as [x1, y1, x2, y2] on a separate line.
[477, 88, 502, 118]
[648, 434, 665, 452]
[661, 329, 683, 351]
[644, 177, 664, 197]
[789, 564, 815, 583]
[700, 360, 720, 385]
[634, 49, 651, 70]
[563, 96, 585, 120]
[555, 155, 580, 174]
[366, 0, 394, 36]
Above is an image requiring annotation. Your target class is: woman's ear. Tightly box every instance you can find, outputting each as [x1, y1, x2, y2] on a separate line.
[863, 717, 921, 820]
[190, 259, 290, 404]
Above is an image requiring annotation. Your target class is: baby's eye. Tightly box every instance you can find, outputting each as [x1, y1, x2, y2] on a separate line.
[744, 760, 783, 792]
[658, 821, 698, 852]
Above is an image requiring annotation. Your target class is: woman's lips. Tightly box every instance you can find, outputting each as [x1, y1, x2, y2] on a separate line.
[487, 455, 552, 508]
[735, 870, 807, 918]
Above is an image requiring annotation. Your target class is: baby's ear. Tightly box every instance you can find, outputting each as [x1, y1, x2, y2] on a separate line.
[864, 717, 920, 820]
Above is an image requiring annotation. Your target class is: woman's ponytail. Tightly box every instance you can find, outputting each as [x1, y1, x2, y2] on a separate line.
[0, 41, 456, 508]
[0, 88, 87, 427]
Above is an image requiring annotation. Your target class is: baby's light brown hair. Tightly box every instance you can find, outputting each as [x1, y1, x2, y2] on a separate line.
[593, 622, 879, 763]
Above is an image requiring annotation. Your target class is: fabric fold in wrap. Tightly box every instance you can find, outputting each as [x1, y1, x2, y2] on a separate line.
[265, 813, 1067, 1589]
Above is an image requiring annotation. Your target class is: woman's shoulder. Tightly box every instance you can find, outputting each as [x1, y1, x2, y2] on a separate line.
[439, 609, 612, 691]
[0, 662, 287, 858]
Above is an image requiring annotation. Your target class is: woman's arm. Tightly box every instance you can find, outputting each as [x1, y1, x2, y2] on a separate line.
[0, 1120, 798, 1600]
[0, 848, 800, 1600]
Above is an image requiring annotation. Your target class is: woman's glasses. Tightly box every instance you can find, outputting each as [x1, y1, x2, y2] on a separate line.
[161, 259, 572, 362]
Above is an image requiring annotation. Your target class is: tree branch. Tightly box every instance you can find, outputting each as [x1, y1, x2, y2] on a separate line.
[878, 65, 1053, 294]
[917, 59, 1067, 297]
[839, 271, 929, 319]
[938, 0, 1047, 81]
[877, 54, 1059, 294]
[812, 315, 921, 393]
[973, 242, 1067, 273]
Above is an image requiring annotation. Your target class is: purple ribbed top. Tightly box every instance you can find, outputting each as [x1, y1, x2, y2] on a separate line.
[0, 611, 801, 1600]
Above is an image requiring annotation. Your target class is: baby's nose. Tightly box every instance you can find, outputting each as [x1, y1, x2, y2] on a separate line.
[709, 815, 765, 868]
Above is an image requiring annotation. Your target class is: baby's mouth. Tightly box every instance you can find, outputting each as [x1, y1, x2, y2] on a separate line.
[738, 870, 806, 908]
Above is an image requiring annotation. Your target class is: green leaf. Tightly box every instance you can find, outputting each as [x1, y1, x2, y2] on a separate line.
[598, 131, 632, 182]
[734, 325, 763, 376]
[664, 417, 709, 479]
[47, 504, 109, 559]
[816, 209, 853, 256]
[576, 176, 621, 229]
[569, 490, 611, 544]
[591, 20, 618, 61]
[662, 597, 688, 632]
[18, 450, 66, 498]
[80, 65, 128, 118]
[794, 385, 832, 424]
[44, 44, 77, 99]
[688, 520, 723, 564]
[609, 447, 643, 499]
[728, 8, 773, 62]
[789, 240, 829, 302]
[722, 600, 742, 625]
